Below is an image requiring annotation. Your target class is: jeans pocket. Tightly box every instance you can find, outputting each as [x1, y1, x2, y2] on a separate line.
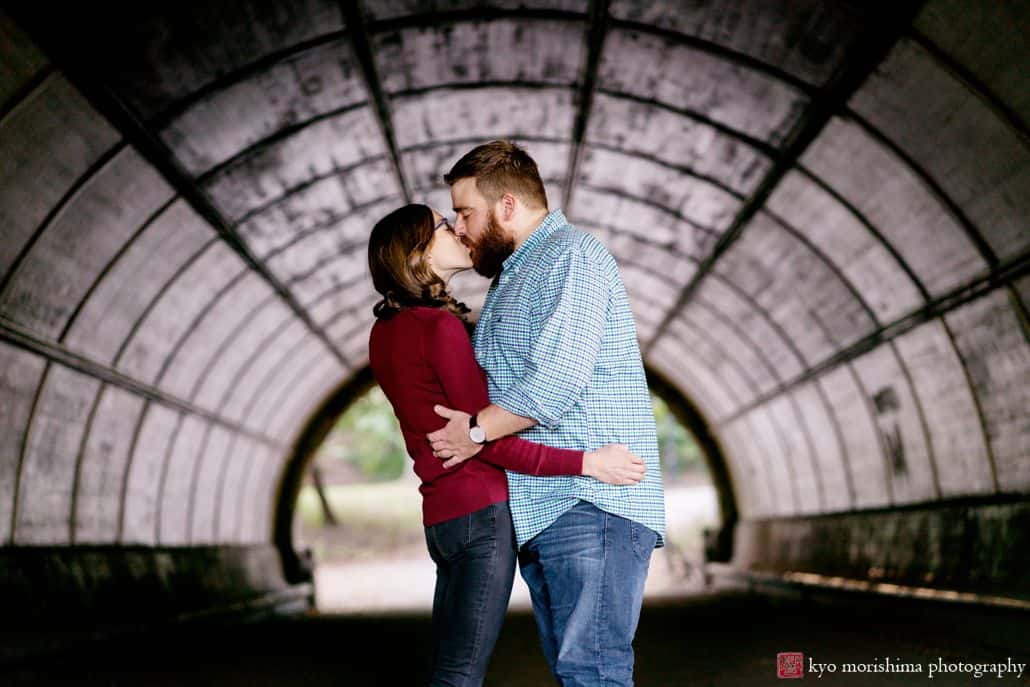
[429, 513, 473, 561]
[468, 502, 500, 547]
[630, 521, 658, 561]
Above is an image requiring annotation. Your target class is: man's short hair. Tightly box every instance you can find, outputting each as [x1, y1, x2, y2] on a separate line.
[443, 140, 548, 210]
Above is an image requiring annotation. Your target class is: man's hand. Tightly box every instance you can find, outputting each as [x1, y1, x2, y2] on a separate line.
[428, 405, 482, 468]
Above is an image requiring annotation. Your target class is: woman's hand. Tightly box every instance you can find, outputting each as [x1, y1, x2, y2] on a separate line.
[581, 444, 646, 485]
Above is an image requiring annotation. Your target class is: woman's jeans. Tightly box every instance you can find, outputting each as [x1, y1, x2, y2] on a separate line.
[424, 500, 516, 687]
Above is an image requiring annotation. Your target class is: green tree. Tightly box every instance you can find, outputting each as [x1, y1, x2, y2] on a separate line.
[651, 392, 705, 482]
[329, 386, 408, 481]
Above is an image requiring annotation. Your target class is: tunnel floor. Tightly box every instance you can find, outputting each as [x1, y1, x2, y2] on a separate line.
[4, 588, 1028, 686]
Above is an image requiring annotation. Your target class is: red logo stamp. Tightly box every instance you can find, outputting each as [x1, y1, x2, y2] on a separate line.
[777, 652, 804, 679]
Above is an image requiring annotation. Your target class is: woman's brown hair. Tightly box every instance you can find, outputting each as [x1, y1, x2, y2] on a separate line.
[367, 203, 471, 321]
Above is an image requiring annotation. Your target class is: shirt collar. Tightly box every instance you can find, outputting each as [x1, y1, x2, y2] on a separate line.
[501, 208, 568, 273]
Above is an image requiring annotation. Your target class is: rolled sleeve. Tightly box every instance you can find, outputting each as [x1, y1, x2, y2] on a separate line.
[493, 383, 547, 426]
[495, 247, 609, 429]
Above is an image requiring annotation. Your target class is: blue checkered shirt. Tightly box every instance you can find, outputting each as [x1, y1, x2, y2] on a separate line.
[472, 208, 666, 548]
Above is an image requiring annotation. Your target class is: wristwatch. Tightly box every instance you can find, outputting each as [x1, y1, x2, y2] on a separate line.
[468, 413, 487, 445]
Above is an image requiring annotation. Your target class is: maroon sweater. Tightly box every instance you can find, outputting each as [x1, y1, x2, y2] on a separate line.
[368, 306, 584, 526]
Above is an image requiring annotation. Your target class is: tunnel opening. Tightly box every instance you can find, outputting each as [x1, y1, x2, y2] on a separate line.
[274, 364, 736, 613]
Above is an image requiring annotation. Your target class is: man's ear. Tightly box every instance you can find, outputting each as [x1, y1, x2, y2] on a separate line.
[501, 192, 517, 221]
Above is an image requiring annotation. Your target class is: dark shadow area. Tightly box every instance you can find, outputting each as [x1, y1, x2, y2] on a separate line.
[2, 587, 1027, 686]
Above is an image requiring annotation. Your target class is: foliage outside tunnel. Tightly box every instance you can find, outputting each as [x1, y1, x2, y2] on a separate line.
[312, 385, 706, 484]
[294, 385, 719, 566]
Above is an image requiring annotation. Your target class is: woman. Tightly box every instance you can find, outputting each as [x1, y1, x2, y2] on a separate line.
[367, 204, 646, 686]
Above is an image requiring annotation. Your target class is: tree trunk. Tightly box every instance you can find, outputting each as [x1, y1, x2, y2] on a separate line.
[311, 466, 338, 526]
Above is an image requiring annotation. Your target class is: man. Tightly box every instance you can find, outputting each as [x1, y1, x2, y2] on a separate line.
[427, 140, 666, 686]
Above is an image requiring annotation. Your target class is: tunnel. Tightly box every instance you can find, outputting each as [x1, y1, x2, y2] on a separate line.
[1, 0, 1028, 684]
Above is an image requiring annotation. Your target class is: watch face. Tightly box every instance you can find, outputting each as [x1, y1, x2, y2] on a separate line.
[470, 426, 487, 444]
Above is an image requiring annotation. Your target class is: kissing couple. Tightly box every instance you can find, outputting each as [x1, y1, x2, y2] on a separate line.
[367, 140, 666, 686]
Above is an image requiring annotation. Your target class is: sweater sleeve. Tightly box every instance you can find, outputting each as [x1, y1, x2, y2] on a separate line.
[425, 312, 583, 477]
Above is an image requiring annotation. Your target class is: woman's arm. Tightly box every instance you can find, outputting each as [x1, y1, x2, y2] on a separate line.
[425, 313, 583, 477]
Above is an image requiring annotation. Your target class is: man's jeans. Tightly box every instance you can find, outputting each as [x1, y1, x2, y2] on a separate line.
[424, 500, 517, 687]
[518, 500, 658, 686]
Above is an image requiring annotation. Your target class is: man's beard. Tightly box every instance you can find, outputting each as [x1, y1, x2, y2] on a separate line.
[468, 211, 515, 278]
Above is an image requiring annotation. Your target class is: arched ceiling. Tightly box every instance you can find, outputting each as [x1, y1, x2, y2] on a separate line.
[0, 1, 1027, 551]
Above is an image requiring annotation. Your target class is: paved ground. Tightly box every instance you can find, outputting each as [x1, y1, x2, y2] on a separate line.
[315, 544, 706, 614]
[4, 585, 1027, 686]
[312, 482, 718, 614]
